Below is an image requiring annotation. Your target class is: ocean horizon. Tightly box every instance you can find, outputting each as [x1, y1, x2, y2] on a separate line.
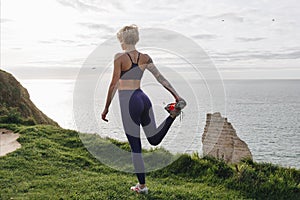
[20, 78, 300, 169]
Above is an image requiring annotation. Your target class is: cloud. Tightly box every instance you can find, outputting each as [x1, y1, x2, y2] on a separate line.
[236, 37, 266, 42]
[59, 39, 78, 43]
[107, 0, 125, 11]
[38, 39, 78, 44]
[217, 66, 300, 71]
[76, 33, 103, 39]
[56, 0, 107, 12]
[76, 32, 115, 41]
[39, 40, 54, 44]
[6, 66, 81, 79]
[211, 49, 300, 61]
[10, 48, 22, 50]
[77, 22, 115, 32]
[76, 42, 99, 47]
[76, 43, 97, 47]
[27, 58, 85, 66]
[169, 14, 205, 24]
[192, 34, 218, 40]
[208, 12, 244, 22]
[151, 0, 187, 11]
[0, 18, 13, 23]
[169, 11, 244, 27]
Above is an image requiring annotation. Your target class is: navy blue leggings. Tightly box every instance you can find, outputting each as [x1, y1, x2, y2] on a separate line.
[119, 89, 175, 184]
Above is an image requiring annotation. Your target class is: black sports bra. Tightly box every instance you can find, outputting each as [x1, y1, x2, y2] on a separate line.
[120, 53, 143, 80]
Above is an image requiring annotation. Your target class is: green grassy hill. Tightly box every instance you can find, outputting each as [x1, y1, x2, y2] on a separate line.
[0, 123, 299, 200]
[0, 69, 58, 126]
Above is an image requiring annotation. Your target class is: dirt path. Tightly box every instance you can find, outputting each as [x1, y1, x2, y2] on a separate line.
[0, 129, 21, 157]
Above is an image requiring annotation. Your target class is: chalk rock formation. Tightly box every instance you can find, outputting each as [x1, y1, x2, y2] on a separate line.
[202, 112, 252, 163]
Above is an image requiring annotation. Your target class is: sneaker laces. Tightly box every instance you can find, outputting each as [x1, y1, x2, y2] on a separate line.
[179, 110, 184, 121]
[175, 99, 186, 121]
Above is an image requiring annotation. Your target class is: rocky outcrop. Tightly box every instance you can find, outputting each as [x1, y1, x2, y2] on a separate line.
[0, 69, 59, 126]
[202, 112, 252, 163]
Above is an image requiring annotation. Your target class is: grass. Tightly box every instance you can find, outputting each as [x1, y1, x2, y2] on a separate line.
[0, 123, 299, 200]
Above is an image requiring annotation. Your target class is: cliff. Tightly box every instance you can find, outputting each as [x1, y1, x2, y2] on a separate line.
[202, 112, 252, 163]
[0, 69, 59, 126]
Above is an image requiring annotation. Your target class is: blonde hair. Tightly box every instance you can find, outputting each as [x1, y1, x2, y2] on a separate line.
[117, 24, 139, 45]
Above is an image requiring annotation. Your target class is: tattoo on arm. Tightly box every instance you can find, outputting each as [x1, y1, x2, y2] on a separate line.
[147, 62, 179, 98]
[146, 57, 153, 64]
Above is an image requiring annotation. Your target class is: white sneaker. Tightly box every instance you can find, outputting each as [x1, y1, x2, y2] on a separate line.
[164, 99, 187, 118]
[175, 99, 187, 110]
[130, 183, 149, 194]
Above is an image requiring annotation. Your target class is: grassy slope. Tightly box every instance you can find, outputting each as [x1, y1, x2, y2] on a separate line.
[0, 124, 299, 200]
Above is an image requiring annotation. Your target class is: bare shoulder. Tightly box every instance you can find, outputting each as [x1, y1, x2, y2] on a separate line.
[139, 53, 153, 64]
[114, 52, 126, 60]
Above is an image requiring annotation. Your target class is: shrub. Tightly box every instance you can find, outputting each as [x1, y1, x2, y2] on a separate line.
[1, 107, 22, 124]
[21, 117, 37, 126]
[0, 106, 37, 125]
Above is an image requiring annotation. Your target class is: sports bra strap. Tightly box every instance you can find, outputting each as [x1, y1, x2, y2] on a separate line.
[126, 53, 133, 63]
[137, 53, 140, 64]
[126, 52, 140, 64]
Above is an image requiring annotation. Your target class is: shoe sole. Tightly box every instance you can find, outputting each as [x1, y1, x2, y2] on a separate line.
[131, 186, 148, 194]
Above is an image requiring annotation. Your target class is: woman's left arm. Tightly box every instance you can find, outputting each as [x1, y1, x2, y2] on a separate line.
[102, 53, 122, 122]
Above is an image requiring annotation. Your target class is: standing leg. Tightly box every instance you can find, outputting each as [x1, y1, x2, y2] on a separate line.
[119, 90, 146, 184]
[125, 133, 145, 184]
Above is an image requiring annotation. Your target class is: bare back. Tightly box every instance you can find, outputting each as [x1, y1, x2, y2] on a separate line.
[117, 51, 150, 90]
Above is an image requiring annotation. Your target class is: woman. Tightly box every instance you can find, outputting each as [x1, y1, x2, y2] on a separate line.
[102, 25, 186, 194]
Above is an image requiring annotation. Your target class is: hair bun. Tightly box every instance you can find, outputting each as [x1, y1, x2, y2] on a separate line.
[117, 24, 139, 45]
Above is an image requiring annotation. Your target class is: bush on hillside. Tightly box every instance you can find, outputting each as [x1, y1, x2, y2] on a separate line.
[0, 105, 36, 125]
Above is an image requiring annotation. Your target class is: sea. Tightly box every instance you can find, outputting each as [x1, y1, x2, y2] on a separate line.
[22, 79, 300, 169]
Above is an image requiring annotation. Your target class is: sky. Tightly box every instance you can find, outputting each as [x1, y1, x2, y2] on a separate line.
[1, 0, 300, 79]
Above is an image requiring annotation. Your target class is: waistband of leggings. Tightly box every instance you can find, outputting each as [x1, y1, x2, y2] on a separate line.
[118, 88, 142, 94]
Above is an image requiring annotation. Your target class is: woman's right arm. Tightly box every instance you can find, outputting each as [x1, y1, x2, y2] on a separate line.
[145, 55, 181, 101]
[102, 53, 122, 122]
